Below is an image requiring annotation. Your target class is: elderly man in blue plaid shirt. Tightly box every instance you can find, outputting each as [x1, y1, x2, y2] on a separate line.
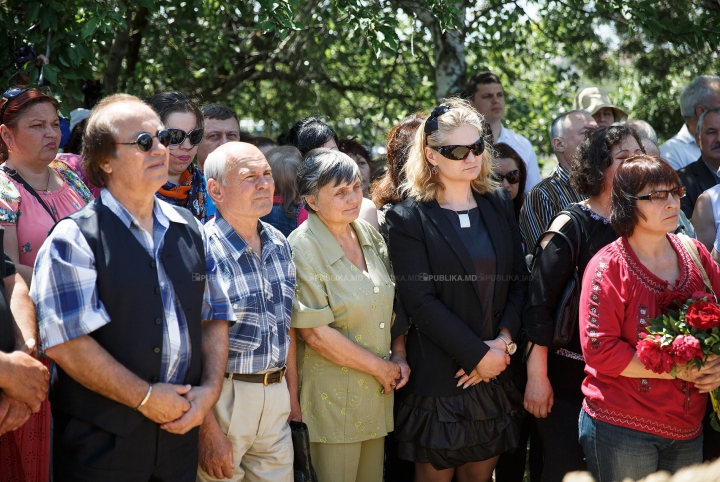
[197, 142, 298, 482]
[30, 94, 235, 482]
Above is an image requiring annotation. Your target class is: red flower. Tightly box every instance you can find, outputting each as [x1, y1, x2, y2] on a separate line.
[637, 334, 674, 374]
[671, 335, 704, 364]
[657, 290, 687, 313]
[685, 302, 720, 330]
[691, 291, 710, 302]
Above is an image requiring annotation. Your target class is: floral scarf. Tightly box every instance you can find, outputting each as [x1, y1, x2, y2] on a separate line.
[156, 163, 209, 223]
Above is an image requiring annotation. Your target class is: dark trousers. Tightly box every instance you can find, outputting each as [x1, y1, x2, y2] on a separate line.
[534, 398, 586, 482]
[703, 401, 720, 462]
[496, 415, 543, 482]
[53, 409, 199, 482]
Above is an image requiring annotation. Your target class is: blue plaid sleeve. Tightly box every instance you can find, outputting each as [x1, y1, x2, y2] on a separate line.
[30, 219, 111, 350]
[197, 218, 236, 324]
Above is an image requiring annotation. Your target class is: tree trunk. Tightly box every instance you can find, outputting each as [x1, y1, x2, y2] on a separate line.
[121, 6, 150, 92]
[399, 2, 467, 102]
[103, 7, 132, 94]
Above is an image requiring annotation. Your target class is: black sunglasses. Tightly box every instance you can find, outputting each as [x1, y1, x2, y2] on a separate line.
[0, 87, 28, 121]
[491, 169, 521, 185]
[430, 139, 485, 161]
[115, 130, 172, 152]
[167, 128, 204, 146]
[634, 186, 686, 202]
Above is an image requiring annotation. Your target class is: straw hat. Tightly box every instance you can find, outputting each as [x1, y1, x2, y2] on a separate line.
[572, 87, 627, 121]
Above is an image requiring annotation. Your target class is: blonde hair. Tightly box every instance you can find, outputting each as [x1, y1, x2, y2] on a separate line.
[401, 97, 498, 202]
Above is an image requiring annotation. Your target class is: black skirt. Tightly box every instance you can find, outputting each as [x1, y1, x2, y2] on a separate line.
[395, 375, 525, 470]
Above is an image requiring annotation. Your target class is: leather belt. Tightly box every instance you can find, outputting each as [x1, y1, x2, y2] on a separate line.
[226, 367, 286, 385]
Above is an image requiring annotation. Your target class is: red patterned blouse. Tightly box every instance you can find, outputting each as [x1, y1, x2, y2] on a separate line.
[579, 234, 720, 440]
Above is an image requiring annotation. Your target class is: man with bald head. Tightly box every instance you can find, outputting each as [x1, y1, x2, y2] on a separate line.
[519, 110, 596, 251]
[198, 142, 298, 482]
[30, 94, 235, 481]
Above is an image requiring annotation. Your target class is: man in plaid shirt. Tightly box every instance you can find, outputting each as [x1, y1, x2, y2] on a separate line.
[31, 94, 235, 481]
[197, 142, 298, 482]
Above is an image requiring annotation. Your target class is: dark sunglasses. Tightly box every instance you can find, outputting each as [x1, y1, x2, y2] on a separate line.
[634, 186, 686, 202]
[430, 139, 485, 161]
[491, 169, 521, 185]
[115, 130, 171, 152]
[167, 127, 204, 146]
[0, 87, 28, 121]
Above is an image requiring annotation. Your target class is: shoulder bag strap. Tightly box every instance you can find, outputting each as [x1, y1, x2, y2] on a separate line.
[0, 166, 58, 222]
[678, 233, 717, 299]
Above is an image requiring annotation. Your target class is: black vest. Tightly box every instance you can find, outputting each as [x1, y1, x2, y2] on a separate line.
[50, 198, 205, 437]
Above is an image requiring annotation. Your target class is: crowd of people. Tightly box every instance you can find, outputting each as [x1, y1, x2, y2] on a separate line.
[0, 72, 720, 482]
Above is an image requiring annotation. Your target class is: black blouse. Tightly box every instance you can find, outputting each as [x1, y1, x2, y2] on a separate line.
[523, 203, 617, 404]
[0, 227, 17, 353]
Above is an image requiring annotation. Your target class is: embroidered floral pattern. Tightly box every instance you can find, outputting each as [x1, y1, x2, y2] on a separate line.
[577, 202, 611, 224]
[21, 242, 31, 253]
[615, 235, 691, 294]
[56, 167, 92, 203]
[0, 206, 19, 224]
[587, 257, 609, 350]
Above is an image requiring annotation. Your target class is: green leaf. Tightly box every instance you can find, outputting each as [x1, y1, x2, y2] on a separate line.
[81, 18, 99, 40]
[42, 64, 57, 84]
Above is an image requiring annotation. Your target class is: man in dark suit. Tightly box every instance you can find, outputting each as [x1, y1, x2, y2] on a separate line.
[30, 94, 235, 481]
[677, 106, 720, 219]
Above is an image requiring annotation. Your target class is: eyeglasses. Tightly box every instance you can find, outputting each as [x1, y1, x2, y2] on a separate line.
[0, 87, 28, 121]
[115, 130, 171, 152]
[167, 128, 204, 146]
[634, 186, 686, 202]
[429, 139, 485, 161]
[491, 169, 521, 185]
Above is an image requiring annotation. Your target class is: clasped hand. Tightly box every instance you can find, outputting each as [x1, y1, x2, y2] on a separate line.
[455, 338, 510, 388]
[138, 383, 215, 434]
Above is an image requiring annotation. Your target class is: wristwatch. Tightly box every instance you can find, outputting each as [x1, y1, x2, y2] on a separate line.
[498, 334, 517, 355]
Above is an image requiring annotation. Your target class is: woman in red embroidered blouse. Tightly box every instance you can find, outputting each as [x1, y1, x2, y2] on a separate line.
[579, 155, 720, 482]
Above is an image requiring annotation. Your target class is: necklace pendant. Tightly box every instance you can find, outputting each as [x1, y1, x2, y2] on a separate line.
[458, 213, 471, 228]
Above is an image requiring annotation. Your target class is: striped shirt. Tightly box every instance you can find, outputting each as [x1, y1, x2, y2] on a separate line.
[204, 213, 296, 374]
[518, 164, 586, 253]
[31, 189, 235, 384]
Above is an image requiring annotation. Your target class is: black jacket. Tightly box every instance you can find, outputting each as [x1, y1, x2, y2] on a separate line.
[386, 188, 528, 397]
[677, 157, 719, 219]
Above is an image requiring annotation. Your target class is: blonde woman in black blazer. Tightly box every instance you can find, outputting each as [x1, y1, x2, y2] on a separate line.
[386, 98, 528, 482]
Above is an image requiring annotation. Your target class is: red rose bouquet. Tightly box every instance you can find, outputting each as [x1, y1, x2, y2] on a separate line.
[636, 291, 720, 430]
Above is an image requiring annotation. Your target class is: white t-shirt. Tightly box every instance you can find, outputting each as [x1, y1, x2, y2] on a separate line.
[496, 125, 542, 193]
[659, 124, 700, 170]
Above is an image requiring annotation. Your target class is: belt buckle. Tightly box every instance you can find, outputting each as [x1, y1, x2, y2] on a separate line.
[263, 366, 286, 386]
[263, 371, 272, 386]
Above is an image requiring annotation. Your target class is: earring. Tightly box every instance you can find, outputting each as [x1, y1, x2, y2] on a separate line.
[430, 166, 438, 175]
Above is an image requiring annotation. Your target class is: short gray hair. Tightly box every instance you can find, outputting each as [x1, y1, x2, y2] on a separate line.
[297, 148, 360, 213]
[698, 106, 720, 133]
[627, 120, 658, 144]
[680, 75, 720, 119]
[203, 150, 229, 186]
[550, 109, 589, 141]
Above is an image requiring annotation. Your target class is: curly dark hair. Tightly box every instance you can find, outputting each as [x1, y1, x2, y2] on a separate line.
[571, 125, 644, 197]
[338, 138, 370, 163]
[372, 113, 424, 208]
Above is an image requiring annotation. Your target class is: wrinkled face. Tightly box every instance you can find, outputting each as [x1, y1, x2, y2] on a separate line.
[697, 111, 720, 164]
[214, 153, 275, 219]
[561, 112, 597, 162]
[593, 107, 616, 128]
[307, 177, 363, 226]
[634, 183, 681, 236]
[166, 111, 200, 177]
[426, 124, 483, 186]
[471, 83, 505, 124]
[197, 117, 240, 168]
[347, 152, 371, 196]
[1, 102, 60, 165]
[493, 156, 520, 200]
[604, 136, 643, 195]
[102, 103, 169, 195]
